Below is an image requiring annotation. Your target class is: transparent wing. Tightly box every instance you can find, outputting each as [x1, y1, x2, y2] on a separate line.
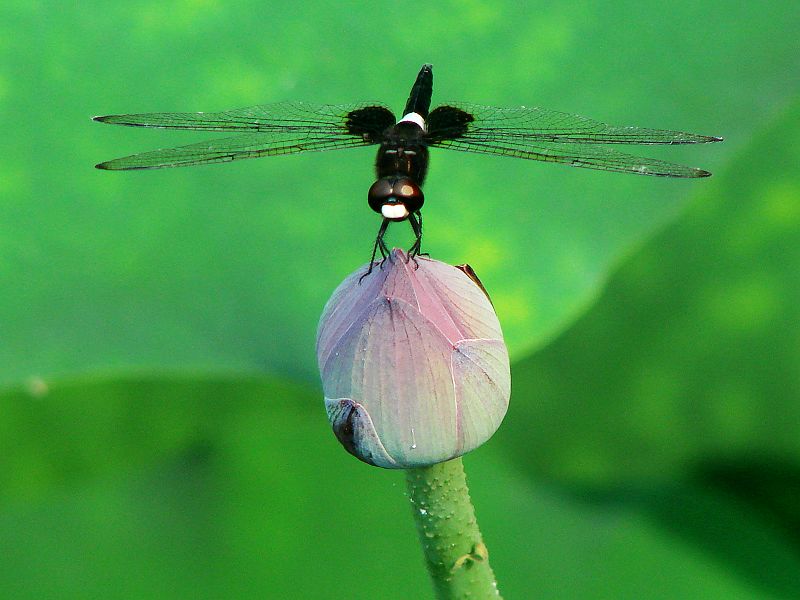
[95, 131, 375, 170]
[430, 102, 722, 144]
[94, 101, 395, 170]
[432, 136, 713, 177]
[427, 102, 722, 178]
[94, 100, 390, 132]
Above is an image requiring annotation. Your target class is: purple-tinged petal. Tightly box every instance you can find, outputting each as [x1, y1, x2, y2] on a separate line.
[451, 339, 511, 454]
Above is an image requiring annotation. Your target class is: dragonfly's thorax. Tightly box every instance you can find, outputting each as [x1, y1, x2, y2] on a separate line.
[375, 121, 430, 185]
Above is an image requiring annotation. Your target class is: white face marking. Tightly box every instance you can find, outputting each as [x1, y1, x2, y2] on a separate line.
[398, 112, 426, 131]
[381, 203, 409, 220]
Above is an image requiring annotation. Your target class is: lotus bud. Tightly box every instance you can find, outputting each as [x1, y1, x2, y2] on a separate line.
[316, 249, 510, 468]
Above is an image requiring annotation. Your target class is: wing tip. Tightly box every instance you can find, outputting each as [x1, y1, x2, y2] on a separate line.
[695, 168, 713, 178]
[95, 160, 142, 171]
[95, 161, 153, 171]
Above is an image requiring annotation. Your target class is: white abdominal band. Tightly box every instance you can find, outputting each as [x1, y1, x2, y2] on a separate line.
[398, 112, 426, 131]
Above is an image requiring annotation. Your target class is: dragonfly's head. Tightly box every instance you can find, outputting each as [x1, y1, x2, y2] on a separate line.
[368, 176, 424, 222]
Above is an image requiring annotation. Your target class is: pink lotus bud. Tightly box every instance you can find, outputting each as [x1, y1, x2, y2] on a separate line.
[316, 249, 510, 468]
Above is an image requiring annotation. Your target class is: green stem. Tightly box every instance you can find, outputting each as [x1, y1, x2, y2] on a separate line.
[405, 457, 502, 599]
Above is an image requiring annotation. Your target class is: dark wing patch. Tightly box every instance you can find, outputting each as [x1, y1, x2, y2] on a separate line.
[345, 106, 396, 143]
[427, 105, 475, 143]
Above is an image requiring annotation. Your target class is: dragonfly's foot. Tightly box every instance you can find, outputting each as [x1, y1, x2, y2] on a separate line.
[411, 250, 428, 269]
[405, 248, 421, 270]
[359, 264, 375, 284]
[406, 238, 425, 268]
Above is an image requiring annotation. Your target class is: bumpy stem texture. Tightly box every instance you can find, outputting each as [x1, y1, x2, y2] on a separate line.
[405, 458, 502, 599]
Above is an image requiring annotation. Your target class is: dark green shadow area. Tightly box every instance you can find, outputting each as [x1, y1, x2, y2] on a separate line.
[693, 455, 800, 550]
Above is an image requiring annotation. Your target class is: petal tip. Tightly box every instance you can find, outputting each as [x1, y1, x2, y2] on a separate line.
[325, 398, 398, 469]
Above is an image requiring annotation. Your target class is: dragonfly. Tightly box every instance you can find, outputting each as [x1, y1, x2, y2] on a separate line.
[94, 64, 722, 267]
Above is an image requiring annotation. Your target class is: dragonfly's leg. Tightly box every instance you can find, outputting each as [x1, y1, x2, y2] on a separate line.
[379, 228, 392, 266]
[360, 218, 390, 283]
[413, 211, 430, 258]
[406, 212, 424, 268]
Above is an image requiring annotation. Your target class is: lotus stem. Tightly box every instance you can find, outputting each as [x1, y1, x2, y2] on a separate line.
[405, 457, 502, 599]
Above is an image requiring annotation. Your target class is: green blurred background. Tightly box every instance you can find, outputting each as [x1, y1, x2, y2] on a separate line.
[1, 1, 799, 598]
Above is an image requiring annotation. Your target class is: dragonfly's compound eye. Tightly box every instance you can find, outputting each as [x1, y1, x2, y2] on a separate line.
[368, 178, 394, 214]
[393, 177, 424, 213]
[367, 176, 424, 221]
